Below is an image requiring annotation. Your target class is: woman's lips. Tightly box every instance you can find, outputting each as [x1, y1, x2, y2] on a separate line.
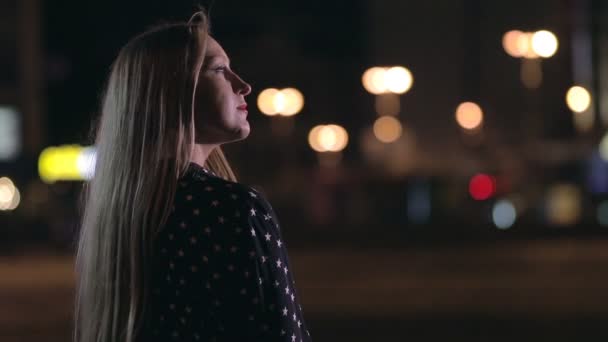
[237, 104, 248, 110]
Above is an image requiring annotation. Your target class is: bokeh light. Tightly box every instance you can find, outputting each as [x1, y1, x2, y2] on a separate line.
[38, 145, 96, 183]
[257, 88, 304, 116]
[279, 88, 304, 116]
[373, 116, 402, 143]
[362, 66, 413, 94]
[308, 124, 349, 152]
[362, 67, 387, 94]
[455, 102, 484, 130]
[531, 30, 558, 58]
[308, 125, 325, 152]
[0, 106, 21, 161]
[257, 88, 280, 116]
[469, 174, 496, 201]
[384, 66, 413, 94]
[599, 132, 608, 161]
[503, 30, 525, 58]
[0, 177, 20, 211]
[546, 184, 582, 226]
[566, 86, 591, 113]
[492, 199, 517, 229]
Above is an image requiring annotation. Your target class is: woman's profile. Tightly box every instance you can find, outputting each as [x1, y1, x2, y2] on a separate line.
[74, 10, 312, 342]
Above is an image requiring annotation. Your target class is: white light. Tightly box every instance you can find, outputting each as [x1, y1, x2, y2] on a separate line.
[492, 199, 517, 229]
[0, 106, 20, 161]
[531, 30, 558, 58]
[566, 86, 591, 113]
[0, 177, 20, 211]
[77, 147, 97, 180]
[384, 67, 413, 94]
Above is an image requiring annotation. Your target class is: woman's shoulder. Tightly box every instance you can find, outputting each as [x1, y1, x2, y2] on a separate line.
[176, 162, 267, 207]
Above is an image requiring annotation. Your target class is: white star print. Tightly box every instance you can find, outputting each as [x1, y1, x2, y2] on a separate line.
[165, 171, 311, 340]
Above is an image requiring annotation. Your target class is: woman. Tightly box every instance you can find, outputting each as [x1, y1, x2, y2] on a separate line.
[74, 11, 312, 342]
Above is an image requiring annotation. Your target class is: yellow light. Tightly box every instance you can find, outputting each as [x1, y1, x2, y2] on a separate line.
[308, 125, 326, 152]
[0, 177, 19, 211]
[257, 88, 280, 116]
[38, 145, 93, 183]
[455, 102, 484, 130]
[308, 124, 348, 152]
[325, 124, 348, 151]
[503, 30, 525, 57]
[373, 116, 402, 143]
[531, 30, 558, 58]
[318, 126, 338, 151]
[384, 66, 413, 94]
[362, 67, 387, 94]
[566, 86, 591, 113]
[279, 88, 304, 116]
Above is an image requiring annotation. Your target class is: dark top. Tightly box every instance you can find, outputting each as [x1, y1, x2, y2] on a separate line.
[142, 162, 312, 342]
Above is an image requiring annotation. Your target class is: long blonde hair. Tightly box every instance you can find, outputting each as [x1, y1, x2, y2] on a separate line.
[74, 11, 235, 342]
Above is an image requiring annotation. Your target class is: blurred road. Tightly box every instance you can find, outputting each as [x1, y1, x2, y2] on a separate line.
[1, 237, 608, 341]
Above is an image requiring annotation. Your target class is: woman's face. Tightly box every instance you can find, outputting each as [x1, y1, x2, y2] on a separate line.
[193, 36, 252, 145]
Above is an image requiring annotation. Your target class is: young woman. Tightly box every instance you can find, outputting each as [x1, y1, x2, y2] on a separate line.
[74, 11, 312, 342]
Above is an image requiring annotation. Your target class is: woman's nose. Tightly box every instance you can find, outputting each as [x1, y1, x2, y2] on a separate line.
[232, 72, 252, 96]
[240, 81, 252, 96]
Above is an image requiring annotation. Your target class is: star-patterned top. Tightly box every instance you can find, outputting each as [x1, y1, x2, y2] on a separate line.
[140, 162, 312, 342]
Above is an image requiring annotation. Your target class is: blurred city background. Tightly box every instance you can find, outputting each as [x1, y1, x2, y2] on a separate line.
[2, 0, 608, 340]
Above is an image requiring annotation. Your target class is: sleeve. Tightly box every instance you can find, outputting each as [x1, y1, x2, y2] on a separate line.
[162, 184, 310, 342]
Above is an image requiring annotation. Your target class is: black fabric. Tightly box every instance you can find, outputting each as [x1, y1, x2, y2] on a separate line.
[141, 162, 312, 342]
